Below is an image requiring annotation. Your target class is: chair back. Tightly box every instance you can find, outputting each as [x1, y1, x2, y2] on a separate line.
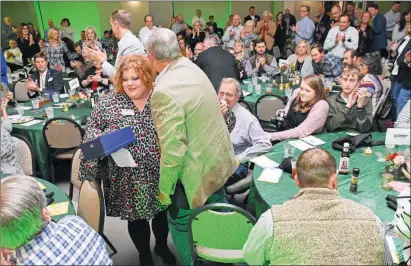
[188, 203, 256, 264]
[43, 117, 84, 150]
[238, 100, 252, 112]
[255, 94, 286, 122]
[375, 77, 392, 119]
[13, 79, 30, 102]
[77, 175, 104, 235]
[11, 134, 36, 176]
[71, 148, 82, 190]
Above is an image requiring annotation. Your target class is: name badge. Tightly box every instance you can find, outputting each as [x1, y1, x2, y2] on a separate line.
[121, 109, 135, 116]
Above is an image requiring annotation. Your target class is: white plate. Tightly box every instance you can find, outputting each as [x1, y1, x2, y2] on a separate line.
[346, 132, 360, 136]
[18, 106, 33, 110]
[52, 102, 73, 108]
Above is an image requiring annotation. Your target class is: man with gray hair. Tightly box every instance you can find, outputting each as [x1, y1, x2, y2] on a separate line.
[0, 175, 112, 265]
[83, 9, 145, 77]
[197, 35, 240, 91]
[222, 14, 243, 48]
[218, 78, 272, 184]
[145, 28, 238, 265]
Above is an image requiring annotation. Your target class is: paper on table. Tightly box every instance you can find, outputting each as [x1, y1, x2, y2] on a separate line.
[387, 181, 410, 193]
[258, 168, 283, 183]
[243, 80, 250, 84]
[47, 202, 69, 216]
[111, 148, 137, 167]
[20, 120, 43, 127]
[251, 155, 279, 169]
[8, 114, 22, 120]
[288, 140, 314, 151]
[300, 136, 326, 146]
[59, 94, 69, 98]
[242, 90, 252, 97]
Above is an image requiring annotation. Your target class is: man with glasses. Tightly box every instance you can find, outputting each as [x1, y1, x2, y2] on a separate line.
[218, 78, 271, 185]
[292, 5, 315, 44]
[139, 14, 158, 45]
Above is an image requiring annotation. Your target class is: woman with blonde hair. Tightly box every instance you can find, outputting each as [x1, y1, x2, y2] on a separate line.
[239, 20, 256, 49]
[268, 75, 329, 141]
[79, 54, 176, 265]
[82, 26, 102, 57]
[233, 41, 247, 79]
[287, 40, 314, 77]
[44, 28, 76, 71]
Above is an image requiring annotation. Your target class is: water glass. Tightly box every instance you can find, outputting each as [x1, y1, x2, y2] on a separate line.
[283, 142, 292, 157]
[265, 83, 272, 94]
[291, 159, 297, 179]
[15, 103, 24, 116]
[45, 107, 54, 119]
[247, 83, 253, 93]
[261, 73, 267, 83]
[252, 73, 258, 85]
[52, 93, 60, 103]
[31, 99, 40, 109]
[68, 88, 75, 96]
[255, 84, 262, 94]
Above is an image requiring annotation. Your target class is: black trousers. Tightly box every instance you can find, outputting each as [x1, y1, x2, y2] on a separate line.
[127, 209, 169, 255]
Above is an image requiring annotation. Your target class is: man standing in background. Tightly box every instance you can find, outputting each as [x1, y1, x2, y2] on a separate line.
[139, 14, 158, 45]
[244, 6, 260, 25]
[292, 5, 315, 44]
[284, 8, 296, 36]
[44, 19, 59, 39]
[385, 1, 401, 41]
[192, 9, 206, 28]
[368, 3, 387, 57]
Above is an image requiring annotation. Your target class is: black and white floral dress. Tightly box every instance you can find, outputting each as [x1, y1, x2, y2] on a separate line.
[78, 91, 167, 221]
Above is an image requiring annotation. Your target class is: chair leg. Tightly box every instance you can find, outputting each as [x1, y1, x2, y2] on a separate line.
[69, 183, 74, 200]
[102, 233, 117, 257]
[50, 159, 56, 184]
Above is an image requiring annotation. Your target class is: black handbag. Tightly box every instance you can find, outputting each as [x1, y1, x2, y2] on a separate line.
[332, 133, 385, 153]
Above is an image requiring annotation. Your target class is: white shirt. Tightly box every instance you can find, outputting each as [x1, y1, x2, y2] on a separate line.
[392, 36, 410, 76]
[4, 47, 23, 65]
[191, 16, 206, 27]
[323, 26, 359, 58]
[39, 71, 47, 91]
[139, 26, 158, 46]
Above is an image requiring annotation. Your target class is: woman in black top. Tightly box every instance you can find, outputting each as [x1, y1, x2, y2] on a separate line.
[16, 23, 40, 65]
[356, 12, 373, 56]
[188, 21, 205, 52]
[27, 23, 41, 43]
[274, 12, 287, 59]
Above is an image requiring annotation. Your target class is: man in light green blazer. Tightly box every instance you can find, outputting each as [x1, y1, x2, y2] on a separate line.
[146, 28, 238, 265]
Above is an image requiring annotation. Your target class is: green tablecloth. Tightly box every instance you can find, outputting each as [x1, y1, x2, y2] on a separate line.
[0, 174, 75, 221]
[10, 100, 92, 181]
[248, 132, 406, 262]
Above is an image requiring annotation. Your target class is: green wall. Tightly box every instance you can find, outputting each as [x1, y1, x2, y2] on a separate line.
[173, 1, 229, 29]
[37, 1, 102, 41]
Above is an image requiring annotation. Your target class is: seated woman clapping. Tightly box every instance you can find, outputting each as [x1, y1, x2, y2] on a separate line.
[268, 75, 329, 141]
[287, 40, 314, 77]
[326, 66, 373, 133]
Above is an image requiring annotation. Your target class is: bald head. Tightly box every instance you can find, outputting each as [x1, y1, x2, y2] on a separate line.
[232, 14, 241, 26]
[296, 148, 337, 188]
[331, 5, 342, 21]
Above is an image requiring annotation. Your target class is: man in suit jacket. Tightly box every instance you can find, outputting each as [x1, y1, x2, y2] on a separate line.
[197, 35, 240, 91]
[83, 9, 145, 78]
[255, 11, 277, 52]
[146, 28, 238, 265]
[244, 6, 260, 25]
[314, 4, 331, 43]
[284, 8, 297, 35]
[368, 4, 387, 55]
[26, 52, 63, 98]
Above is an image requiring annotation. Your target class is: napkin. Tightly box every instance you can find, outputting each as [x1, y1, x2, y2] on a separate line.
[300, 136, 326, 146]
[251, 155, 279, 169]
[47, 202, 69, 216]
[242, 90, 252, 97]
[288, 140, 313, 151]
[20, 120, 43, 127]
[258, 168, 283, 183]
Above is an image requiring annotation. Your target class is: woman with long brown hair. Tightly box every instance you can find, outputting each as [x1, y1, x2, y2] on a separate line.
[78, 55, 175, 265]
[16, 23, 40, 65]
[268, 75, 329, 141]
[356, 11, 373, 56]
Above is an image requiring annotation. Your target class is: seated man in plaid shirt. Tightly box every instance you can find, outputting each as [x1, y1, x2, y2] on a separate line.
[0, 175, 112, 265]
[311, 43, 344, 82]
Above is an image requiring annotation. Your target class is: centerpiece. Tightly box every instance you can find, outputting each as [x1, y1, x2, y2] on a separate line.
[381, 151, 410, 190]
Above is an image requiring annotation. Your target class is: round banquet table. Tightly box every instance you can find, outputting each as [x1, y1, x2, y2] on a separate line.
[0, 174, 76, 221]
[247, 131, 407, 262]
[9, 99, 92, 181]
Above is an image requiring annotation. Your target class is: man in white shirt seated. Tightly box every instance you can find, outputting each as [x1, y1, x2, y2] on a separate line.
[218, 78, 272, 184]
[139, 14, 158, 46]
[1, 175, 112, 265]
[243, 148, 392, 266]
[191, 9, 205, 28]
[222, 14, 243, 49]
[4, 39, 23, 71]
[26, 52, 64, 99]
[245, 39, 280, 77]
[324, 13, 359, 59]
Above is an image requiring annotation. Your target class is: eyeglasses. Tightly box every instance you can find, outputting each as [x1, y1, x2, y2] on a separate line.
[218, 91, 235, 98]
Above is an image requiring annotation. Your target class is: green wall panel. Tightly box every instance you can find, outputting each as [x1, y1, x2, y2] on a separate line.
[37, 1, 102, 42]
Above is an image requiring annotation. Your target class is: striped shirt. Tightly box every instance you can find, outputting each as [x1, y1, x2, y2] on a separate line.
[359, 74, 383, 116]
[7, 216, 112, 265]
[312, 53, 343, 81]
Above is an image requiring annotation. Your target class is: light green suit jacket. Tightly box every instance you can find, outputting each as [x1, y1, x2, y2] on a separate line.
[151, 57, 238, 208]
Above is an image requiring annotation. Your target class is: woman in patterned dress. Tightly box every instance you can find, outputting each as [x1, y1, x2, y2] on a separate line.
[44, 28, 77, 71]
[78, 55, 175, 265]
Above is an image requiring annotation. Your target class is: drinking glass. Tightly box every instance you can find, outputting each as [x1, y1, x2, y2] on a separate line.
[265, 83, 272, 94]
[255, 84, 261, 94]
[68, 88, 75, 97]
[283, 142, 292, 157]
[15, 103, 24, 116]
[52, 93, 60, 103]
[324, 78, 332, 94]
[291, 159, 297, 179]
[31, 99, 40, 109]
[45, 107, 54, 119]
[252, 73, 258, 85]
[261, 73, 267, 83]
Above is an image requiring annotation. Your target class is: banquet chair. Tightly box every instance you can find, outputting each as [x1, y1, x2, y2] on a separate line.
[188, 203, 256, 265]
[225, 169, 253, 203]
[373, 77, 393, 132]
[43, 117, 84, 184]
[78, 175, 117, 257]
[255, 94, 287, 132]
[11, 133, 36, 176]
[13, 79, 30, 102]
[69, 148, 82, 200]
[238, 100, 252, 112]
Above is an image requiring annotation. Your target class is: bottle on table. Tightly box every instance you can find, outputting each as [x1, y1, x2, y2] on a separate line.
[338, 142, 350, 175]
[350, 168, 360, 193]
